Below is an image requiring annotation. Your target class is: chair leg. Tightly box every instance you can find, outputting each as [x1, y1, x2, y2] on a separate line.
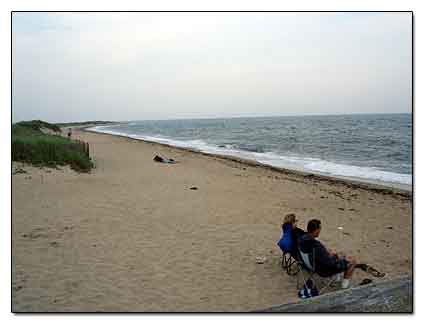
[296, 266, 340, 296]
[287, 260, 299, 276]
[296, 269, 301, 290]
[281, 253, 291, 270]
[311, 274, 339, 294]
[286, 256, 292, 273]
[281, 254, 287, 269]
[296, 267, 311, 290]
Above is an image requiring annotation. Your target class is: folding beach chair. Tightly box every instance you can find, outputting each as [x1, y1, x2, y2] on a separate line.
[277, 224, 300, 276]
[296, 248, 339, 294]
[280, 251, 299, 276]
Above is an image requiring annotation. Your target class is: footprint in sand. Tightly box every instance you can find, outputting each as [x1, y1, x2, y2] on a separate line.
[12, 276, 26, 293]
[23, 225, 75, 242]
[23, 227, 48, 240]
[12, 285, 23, 292]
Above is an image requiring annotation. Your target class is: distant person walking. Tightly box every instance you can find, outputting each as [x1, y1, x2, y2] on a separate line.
[67, 128, 72, 139]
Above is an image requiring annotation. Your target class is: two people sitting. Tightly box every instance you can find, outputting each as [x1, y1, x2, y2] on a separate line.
[278, 214, 384, 289]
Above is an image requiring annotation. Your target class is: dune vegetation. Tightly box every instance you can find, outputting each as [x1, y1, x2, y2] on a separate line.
[12, 120, 93, 172]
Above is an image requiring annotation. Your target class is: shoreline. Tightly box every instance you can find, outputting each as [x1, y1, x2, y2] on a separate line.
[83, 127, 412, 198]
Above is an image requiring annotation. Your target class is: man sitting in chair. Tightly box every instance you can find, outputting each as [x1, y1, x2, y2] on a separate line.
[299, 219, 357, 289]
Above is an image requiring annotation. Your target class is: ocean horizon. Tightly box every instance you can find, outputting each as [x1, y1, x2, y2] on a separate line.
[87, 113, 412, 189]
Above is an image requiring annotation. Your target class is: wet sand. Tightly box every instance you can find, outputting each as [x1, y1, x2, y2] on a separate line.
[12, 128, 412, 312]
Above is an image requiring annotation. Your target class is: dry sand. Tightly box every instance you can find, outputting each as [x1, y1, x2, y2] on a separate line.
[12, 128, 412, 312]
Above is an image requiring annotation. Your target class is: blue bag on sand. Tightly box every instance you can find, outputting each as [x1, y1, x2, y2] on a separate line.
[298, 279, 319, 299]
[277, 223, 293, 253]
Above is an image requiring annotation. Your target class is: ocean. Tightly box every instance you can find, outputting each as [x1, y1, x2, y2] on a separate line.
[87, 113, 412, 189]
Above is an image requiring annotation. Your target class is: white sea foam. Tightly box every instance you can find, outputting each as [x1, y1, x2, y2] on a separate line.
[304, 160, 412, 185]
[86, 127, 412, 187]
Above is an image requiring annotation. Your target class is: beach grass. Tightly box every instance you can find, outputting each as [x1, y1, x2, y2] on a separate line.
[12, 121, 93, 172]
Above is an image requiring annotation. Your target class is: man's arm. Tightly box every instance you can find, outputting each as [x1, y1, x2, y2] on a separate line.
[314, 241, 339, 267]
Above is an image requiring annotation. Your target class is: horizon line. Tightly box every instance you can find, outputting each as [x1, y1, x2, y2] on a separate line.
[12, 111, 412, 125]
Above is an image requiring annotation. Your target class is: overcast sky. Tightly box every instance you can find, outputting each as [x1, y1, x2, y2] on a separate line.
[12, 12, 412, 123]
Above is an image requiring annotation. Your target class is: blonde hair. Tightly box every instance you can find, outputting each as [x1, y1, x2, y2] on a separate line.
[283, 213, 297, 225]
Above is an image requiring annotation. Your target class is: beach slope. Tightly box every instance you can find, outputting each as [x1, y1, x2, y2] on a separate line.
[12, 129, 412, 312]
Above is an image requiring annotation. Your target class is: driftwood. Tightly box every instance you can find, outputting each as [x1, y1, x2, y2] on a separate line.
[257, 275, 412, 313]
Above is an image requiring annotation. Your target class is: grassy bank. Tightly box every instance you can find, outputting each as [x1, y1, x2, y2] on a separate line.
[12, 120, 93, 172]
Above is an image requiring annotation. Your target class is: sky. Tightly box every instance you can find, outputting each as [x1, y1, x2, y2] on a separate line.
[12, 12, 412, 123]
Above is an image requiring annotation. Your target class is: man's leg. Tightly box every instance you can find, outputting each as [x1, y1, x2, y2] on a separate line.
[342, 256, 357, 289]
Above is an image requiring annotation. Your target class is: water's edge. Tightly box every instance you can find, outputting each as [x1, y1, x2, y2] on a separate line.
[83, 126, 412, 197]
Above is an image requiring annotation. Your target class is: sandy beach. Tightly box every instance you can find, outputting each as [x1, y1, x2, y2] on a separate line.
[12, 128, 412, 312]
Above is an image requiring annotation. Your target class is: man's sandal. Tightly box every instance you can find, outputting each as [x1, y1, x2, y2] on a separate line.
[359, 278, 373, 285]
[357, 264, 385, 277]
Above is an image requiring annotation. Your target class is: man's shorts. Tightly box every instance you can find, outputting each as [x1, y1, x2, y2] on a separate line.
[317, 259, 349, 277]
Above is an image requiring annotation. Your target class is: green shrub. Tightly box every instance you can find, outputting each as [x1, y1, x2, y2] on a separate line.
[12, 121, 92, 172]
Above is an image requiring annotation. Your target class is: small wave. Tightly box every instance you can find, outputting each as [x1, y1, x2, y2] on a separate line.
[304, 160, 411, 185]
[236, 145, 265, 153]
